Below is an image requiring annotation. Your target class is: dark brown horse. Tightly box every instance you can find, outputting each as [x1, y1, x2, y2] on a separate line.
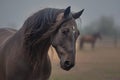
[80, 32, 102, 49]
[0, 6, 84, 80]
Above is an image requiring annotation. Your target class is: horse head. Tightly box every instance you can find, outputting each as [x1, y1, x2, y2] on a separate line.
[51, 6, 84, 71]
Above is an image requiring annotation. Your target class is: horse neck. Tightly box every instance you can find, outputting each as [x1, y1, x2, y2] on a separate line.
[5, 27, 25, 47]
[28, 39, 51, 58]
[6, 27, 51, 79]
[93, 34, 98, 40]
[22, 27, 51, 63]
[8, 26, 51, 61]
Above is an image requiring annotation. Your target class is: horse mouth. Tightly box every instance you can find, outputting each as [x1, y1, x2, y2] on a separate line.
[62, 66, 72, 71]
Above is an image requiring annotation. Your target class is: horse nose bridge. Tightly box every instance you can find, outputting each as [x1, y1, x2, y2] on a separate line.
[66, 44, 75, 51]
[64, 52, 75, 62]
[66, 45, 76, 55]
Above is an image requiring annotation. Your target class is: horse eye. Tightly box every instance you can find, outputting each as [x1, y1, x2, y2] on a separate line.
[62, 29, 69, 34]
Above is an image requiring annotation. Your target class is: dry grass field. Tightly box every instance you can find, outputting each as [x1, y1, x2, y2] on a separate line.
[49, 40, 120, 80]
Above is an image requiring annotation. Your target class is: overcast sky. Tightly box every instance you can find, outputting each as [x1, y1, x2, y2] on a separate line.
[0, 0, 120, 29]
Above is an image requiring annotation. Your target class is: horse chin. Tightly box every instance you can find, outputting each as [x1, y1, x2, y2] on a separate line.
[60, 65, 73, 71]
[60, 62, 74, 71]
[61, 66, 72, 71]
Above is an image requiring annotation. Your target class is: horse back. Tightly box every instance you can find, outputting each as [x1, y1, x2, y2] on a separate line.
[0, 28, 17, 45]
[81, 35, 95, 42]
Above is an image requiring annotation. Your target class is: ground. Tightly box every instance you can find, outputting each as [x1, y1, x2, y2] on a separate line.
[49, 40, 120, 80]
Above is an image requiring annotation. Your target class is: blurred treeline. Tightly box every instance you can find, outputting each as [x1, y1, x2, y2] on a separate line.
[78, 16, 120, 38]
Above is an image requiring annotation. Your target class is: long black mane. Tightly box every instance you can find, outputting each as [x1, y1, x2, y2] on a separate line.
[23, 8, 64, 47]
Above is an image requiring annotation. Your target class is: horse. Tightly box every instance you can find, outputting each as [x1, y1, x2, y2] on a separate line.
[80, 32, 102, 49]
[0, 6, 84, 80]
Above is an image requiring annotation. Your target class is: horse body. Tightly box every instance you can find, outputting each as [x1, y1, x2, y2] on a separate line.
[80, 32, 101, 49]
[81, 35, 96, 42]
[0, 7, 84, 80]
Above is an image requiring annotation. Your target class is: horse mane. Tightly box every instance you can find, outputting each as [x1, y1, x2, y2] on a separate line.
[23, 8, 65, 48]
[19, 8, 73, 62]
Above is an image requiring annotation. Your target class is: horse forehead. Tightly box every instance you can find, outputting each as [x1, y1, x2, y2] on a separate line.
[56, 13, 76, 24]
[56, 13, 64, 22]
[56, 13, 77, 29]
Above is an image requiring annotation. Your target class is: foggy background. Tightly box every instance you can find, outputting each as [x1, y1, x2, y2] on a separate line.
[1, 0, 120, 45]
[0, 0, 120, 29]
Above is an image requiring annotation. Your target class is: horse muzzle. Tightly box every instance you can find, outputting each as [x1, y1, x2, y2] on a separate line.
[60, 60, 74, 71]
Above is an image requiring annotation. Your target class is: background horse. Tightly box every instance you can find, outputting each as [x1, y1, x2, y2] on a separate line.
[0, 6, 84, 80]
[80, 32, 102, 49]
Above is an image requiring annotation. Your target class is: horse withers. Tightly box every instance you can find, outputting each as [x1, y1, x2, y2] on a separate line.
[0, 6, 84, 80]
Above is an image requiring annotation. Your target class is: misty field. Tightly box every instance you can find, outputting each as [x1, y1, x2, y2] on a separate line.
[49, 40, 120, 80]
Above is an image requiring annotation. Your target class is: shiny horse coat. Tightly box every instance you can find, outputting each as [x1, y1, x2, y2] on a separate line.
[0, 6, 84, 80]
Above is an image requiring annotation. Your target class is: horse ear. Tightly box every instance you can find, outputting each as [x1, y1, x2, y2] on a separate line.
[64, 6, 71, 18]
[72, 9, 84, 19]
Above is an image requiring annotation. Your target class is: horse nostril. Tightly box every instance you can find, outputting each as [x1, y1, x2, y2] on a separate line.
[64, 61, 71, 67]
